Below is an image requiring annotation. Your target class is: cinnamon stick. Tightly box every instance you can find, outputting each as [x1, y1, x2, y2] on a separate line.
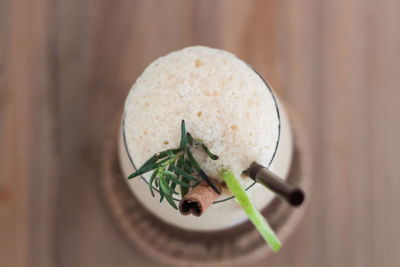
[179, 181, 221, 217]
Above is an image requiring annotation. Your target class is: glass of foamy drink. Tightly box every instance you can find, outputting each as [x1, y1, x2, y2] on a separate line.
[118, 46, 300, 251]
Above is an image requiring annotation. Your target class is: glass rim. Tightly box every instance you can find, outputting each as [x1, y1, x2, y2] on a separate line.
[122, 65, 281, 204]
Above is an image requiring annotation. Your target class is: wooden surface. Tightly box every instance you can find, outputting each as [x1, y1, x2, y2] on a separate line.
[1, 0, 399, 266]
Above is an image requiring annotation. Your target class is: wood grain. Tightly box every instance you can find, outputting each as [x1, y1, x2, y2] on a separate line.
[1, 0, 399, 266]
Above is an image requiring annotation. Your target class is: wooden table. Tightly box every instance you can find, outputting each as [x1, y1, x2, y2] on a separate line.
[1, 0, 399, 266]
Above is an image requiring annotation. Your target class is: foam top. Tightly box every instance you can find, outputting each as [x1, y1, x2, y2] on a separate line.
[124, 46, 279, 193]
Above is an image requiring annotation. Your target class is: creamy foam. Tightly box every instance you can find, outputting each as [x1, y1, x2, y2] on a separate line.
[124, 46, 279, 192]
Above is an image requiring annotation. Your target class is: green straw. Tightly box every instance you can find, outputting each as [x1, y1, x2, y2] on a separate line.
[220, 168, 281, 252]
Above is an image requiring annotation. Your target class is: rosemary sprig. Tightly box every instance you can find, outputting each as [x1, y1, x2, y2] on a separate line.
[128, 120, 220, 209]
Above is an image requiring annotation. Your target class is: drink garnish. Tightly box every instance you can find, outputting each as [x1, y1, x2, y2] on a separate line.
[128, 120, 220, 209]
[179, 181, 221, 217]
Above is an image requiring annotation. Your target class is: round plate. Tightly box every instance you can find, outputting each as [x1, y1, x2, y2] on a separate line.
[101, 120, 311, 266]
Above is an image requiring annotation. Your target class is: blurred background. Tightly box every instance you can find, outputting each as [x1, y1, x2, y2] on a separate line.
[1, 0, 399, 266]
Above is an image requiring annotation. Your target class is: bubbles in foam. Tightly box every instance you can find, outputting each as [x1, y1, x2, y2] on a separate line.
[124, 46, 279, 190]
